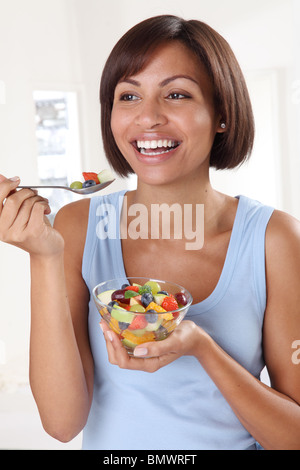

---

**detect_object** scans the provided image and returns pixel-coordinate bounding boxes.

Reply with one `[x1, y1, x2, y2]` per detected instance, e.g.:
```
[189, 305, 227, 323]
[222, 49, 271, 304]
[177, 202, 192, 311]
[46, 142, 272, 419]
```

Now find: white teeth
[139, 148, 174, 156]
[136, 140, 178, 149]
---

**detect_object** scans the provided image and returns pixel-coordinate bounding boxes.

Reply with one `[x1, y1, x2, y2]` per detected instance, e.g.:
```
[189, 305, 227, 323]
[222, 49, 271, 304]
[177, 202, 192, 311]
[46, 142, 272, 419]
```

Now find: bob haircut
[100, 15, 255, 177]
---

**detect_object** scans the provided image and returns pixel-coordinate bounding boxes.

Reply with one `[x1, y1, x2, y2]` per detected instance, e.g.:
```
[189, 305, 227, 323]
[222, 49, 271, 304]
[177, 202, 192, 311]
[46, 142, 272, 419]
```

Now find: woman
[0, 15, 299, 450]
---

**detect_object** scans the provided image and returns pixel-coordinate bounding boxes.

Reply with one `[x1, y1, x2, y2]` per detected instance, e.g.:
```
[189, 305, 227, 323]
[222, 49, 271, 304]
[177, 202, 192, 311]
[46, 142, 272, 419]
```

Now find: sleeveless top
[81, 190, 274, 450]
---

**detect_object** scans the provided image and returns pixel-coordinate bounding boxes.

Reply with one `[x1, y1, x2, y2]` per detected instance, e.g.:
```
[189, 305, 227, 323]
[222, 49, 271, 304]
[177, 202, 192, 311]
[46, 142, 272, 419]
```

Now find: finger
[0, 174, 20, 185]
[133, 320, 200, 361]
[100, 321, 149, 369]
[0, 175, 21, 214]
[133, 334, 177, 358]
[1, 189, 42, 229]
[24, 199, 52, 235]
[107, 335, 129, 367]
[100, 321, 120, 364]
[107, 330, 135, 368]
[0, 200, 50, 247]
[14, 195, 50, 229]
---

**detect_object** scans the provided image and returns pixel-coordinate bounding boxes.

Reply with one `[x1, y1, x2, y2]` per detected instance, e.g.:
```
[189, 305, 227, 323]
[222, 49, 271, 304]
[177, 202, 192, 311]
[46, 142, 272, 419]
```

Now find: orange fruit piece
[109, 317, 120, 333]
[145, 301, 166, 313]
[122, 330, 155, 344]
[145, 301, 173, 320]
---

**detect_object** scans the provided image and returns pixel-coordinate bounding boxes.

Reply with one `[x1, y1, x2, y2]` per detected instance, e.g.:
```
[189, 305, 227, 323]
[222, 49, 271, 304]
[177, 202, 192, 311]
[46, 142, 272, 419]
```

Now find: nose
[134, 98, 167, 129]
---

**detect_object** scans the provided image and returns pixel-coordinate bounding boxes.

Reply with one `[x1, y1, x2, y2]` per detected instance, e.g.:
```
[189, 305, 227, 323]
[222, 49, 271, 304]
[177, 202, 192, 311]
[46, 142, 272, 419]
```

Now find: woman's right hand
[0, 174, 64, 258]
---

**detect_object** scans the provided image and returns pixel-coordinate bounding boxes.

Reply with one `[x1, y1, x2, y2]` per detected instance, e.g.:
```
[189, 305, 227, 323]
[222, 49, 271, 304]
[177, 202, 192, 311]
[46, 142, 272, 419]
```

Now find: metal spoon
[18, 179, 115, 195]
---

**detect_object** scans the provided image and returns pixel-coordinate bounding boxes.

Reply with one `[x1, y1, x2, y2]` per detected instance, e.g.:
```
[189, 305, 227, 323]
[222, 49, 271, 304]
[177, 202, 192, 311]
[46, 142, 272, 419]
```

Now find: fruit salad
[70, 169, 114, 190]
[93, 279, 192, 353]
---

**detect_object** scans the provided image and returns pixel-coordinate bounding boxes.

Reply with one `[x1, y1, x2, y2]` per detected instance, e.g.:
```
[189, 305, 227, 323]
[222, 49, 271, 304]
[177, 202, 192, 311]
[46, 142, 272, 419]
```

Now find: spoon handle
[18, 185, 73, 191]
[17, 179, 115, 195]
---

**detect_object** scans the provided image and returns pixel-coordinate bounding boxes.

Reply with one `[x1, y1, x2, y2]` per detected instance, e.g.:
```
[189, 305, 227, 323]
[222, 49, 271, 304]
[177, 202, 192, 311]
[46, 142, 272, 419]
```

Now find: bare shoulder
[265, 209, 300, 273]
[54, 198, 90, 231]
[266, 208, 300, 240]
[54, 198, 90, 244]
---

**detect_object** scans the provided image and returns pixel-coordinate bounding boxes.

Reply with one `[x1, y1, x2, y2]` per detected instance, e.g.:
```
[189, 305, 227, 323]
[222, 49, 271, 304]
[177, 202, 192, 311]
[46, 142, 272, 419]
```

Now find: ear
[216, 121, 226, 133]
[214, 113, 226, 134]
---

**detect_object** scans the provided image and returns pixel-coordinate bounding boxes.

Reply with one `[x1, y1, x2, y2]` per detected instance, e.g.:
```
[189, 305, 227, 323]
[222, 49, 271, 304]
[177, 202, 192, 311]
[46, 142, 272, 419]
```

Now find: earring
[220, 122, 226, 129]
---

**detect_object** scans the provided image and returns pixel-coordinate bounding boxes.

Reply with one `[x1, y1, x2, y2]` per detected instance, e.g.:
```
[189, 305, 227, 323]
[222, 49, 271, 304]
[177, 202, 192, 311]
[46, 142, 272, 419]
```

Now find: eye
[119, 93, 139, 102]
[166, 92, 191, 100]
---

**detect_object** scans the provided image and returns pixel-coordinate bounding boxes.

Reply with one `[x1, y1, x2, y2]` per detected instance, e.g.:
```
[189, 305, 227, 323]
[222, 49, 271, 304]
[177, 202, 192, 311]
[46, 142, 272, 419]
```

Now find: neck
[123, 172, 230, 243]
[133, 168, 213, 203]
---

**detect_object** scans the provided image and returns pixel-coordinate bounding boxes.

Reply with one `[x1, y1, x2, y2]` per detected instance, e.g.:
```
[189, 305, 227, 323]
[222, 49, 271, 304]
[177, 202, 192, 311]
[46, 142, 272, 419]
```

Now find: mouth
[132, 139, 181, 156]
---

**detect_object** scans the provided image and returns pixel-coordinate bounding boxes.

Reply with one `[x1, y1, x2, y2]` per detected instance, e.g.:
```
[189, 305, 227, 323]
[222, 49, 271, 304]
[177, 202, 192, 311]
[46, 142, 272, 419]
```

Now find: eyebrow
[118, 74, 199, 88]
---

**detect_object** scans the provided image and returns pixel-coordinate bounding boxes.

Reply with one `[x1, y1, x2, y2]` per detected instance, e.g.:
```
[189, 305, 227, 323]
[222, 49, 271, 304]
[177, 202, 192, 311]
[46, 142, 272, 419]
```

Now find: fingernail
[9, 176, 20, 182]
[106, 331, 113, 342]
[99, 322, 104, 332]
[134, 347, 148, 357]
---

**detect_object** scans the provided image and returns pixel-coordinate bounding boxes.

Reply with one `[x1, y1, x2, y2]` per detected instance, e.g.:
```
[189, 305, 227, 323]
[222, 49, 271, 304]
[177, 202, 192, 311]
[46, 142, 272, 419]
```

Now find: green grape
[70, 181, 83, 189]
[144, 281, 161, 295]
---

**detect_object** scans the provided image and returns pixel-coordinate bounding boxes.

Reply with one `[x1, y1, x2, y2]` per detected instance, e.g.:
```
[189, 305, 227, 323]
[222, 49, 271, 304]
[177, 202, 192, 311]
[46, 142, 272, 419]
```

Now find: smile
[134, 139, 181, 156]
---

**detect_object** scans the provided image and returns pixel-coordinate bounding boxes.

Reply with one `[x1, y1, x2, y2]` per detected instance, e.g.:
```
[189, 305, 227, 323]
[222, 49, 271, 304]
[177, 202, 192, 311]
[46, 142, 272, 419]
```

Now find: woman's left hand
[100, 319, 209, 372]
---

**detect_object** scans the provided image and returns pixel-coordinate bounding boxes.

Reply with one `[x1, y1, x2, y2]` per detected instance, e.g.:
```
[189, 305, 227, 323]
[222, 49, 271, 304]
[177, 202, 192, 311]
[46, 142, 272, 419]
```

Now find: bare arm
[0, 175, 93, 442]
[100, 210, 300, 450]
[29, 254, 91, 441]
[29, 200, 93, 442]
[193, 211, 300, 450]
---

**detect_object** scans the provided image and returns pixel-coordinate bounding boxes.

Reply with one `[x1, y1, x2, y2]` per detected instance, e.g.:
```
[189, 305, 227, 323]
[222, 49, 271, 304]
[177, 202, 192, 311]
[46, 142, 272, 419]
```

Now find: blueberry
[141, 292, 154, 307]
[157, 290, 168, 295]
[121, 283, 130, 289]
[154, 325, 168, 340]
[107, 300, 118, 313]
[145, 310, 158, 323]
[82, 179, 96, 188]
[118, 321, 130, 330]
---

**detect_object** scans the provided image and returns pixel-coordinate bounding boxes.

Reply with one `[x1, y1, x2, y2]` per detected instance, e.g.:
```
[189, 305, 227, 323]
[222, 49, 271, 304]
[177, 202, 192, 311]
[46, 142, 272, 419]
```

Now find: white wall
[289, 0, 300, 218]
[0, 0, 298, 449]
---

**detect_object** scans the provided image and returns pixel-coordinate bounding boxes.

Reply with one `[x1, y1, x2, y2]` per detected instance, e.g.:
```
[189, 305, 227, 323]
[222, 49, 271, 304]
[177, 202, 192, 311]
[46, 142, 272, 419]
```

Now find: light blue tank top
[81, 190, 274, 450]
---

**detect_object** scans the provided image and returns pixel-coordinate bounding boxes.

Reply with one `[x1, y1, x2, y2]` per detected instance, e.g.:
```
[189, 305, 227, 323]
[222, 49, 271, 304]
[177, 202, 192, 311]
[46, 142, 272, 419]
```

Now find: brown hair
[100, 15, 255, 177]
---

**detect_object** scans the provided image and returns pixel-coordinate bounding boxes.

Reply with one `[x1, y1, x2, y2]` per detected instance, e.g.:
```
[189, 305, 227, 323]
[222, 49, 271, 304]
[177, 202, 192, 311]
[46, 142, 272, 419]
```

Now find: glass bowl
[92, 277, 193, 355]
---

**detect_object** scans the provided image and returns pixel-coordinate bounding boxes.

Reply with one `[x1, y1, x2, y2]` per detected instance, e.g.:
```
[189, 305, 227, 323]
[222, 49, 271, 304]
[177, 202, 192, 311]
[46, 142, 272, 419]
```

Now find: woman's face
[111, 41, 223, 186]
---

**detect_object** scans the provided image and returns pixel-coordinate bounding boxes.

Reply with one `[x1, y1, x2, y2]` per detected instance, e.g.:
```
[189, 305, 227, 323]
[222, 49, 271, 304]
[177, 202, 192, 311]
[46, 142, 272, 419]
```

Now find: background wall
[0, 0, 299, 449]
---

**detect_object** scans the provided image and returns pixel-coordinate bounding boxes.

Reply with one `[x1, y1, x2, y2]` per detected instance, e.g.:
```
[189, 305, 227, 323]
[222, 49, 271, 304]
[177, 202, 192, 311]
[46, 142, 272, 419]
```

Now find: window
[33, 91, 82, 221]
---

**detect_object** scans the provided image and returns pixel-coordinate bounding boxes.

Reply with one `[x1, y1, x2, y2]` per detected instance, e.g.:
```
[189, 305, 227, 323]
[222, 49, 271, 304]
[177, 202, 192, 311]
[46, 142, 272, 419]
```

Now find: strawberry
[128, 315, 148, 330]
[124, 285, 140, 292]
[161, 296, 179, 312]
[82, 172, 99, 183]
